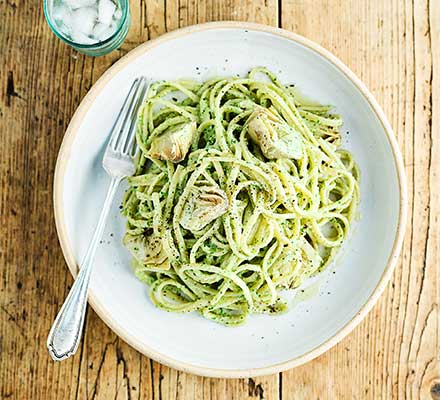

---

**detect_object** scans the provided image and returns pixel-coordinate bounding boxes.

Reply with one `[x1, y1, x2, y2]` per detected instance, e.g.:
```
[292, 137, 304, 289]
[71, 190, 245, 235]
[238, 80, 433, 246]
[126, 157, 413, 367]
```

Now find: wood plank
[281, 0, 439, 399]
[1, 1, 85, 399]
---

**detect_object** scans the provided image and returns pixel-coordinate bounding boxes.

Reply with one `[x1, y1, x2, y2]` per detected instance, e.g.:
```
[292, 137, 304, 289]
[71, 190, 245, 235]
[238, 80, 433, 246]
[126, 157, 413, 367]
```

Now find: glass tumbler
[43, 0, 130, 56]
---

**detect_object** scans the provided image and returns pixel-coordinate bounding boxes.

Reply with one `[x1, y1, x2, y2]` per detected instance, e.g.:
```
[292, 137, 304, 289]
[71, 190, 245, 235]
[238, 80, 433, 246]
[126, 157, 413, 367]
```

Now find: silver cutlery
[47, 76, 149, 361]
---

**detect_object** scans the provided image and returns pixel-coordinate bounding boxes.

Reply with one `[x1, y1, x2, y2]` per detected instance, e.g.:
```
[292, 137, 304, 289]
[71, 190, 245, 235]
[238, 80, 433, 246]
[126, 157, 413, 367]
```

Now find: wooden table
[1, 1, 439, 398]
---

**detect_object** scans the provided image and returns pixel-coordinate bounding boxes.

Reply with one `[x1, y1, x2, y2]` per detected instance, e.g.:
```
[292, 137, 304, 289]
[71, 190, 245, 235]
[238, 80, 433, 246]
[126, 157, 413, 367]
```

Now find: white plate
[54, 22, 407, 377]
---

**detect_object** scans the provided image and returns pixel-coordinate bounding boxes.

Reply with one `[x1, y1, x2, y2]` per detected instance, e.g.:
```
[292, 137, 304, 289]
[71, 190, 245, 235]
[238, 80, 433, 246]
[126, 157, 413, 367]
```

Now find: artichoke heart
[123, 233, 170, 270]
[180, 186, 229, 232]
[248, 109, 303, 159]
[148, 121, 196, 163]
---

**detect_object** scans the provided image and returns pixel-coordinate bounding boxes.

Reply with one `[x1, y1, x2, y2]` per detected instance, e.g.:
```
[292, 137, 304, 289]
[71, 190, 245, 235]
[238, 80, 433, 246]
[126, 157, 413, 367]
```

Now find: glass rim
[43, 0, 129, 49]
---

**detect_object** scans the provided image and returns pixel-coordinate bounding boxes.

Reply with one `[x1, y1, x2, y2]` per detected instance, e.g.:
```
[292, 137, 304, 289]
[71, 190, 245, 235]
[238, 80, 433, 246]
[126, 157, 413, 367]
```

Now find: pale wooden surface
[0, 0, 438, 399]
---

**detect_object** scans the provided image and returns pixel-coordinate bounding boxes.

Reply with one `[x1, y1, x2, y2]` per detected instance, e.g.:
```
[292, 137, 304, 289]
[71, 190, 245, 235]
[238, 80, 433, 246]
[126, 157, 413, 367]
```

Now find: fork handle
[47, 177, 121, 361]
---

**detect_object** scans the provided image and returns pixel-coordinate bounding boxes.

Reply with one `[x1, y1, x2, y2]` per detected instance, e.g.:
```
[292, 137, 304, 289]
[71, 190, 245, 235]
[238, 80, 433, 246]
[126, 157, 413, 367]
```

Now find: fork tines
[108, 76, 149, 157]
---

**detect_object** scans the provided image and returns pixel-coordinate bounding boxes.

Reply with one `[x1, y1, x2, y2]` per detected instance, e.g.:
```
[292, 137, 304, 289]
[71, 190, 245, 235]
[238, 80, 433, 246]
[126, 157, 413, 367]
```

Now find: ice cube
[64, 0, 97, 10]
[52, 5, 74, 36]
[93, 22, 117, 41]
[113, 6, 122, 20]
[71, 6, 98, 36]
[53, 4, 69, 22]
[70, 31, 98, 44]
[98, 0, 116, 25]
[92, 22, 108, 37]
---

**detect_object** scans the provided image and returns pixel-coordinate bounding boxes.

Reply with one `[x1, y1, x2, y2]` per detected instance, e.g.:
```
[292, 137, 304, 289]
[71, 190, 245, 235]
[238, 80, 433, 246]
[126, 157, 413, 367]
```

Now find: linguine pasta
[121, 68, 359, 325]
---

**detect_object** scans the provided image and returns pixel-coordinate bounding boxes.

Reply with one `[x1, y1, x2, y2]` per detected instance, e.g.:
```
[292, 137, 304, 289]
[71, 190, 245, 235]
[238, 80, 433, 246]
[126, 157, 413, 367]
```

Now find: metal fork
[47, 77, 149, 361]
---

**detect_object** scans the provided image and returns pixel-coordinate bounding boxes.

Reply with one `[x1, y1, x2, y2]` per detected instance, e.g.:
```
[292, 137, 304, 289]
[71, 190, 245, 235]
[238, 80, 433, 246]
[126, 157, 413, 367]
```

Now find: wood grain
[0, 1, 438, 399]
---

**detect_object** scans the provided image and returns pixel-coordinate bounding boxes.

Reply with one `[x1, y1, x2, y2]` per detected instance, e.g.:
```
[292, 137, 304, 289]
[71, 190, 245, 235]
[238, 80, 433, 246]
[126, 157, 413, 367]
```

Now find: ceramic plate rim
[53, 21, 408, 378]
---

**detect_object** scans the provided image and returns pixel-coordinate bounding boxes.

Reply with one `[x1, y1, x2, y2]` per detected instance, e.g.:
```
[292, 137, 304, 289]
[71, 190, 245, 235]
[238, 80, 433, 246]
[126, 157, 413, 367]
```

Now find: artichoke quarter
[148, 121, 196, 163]
[180, 186, 229, 232]
[248, 109, 303, 159]
[123, 233, 170, 270]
